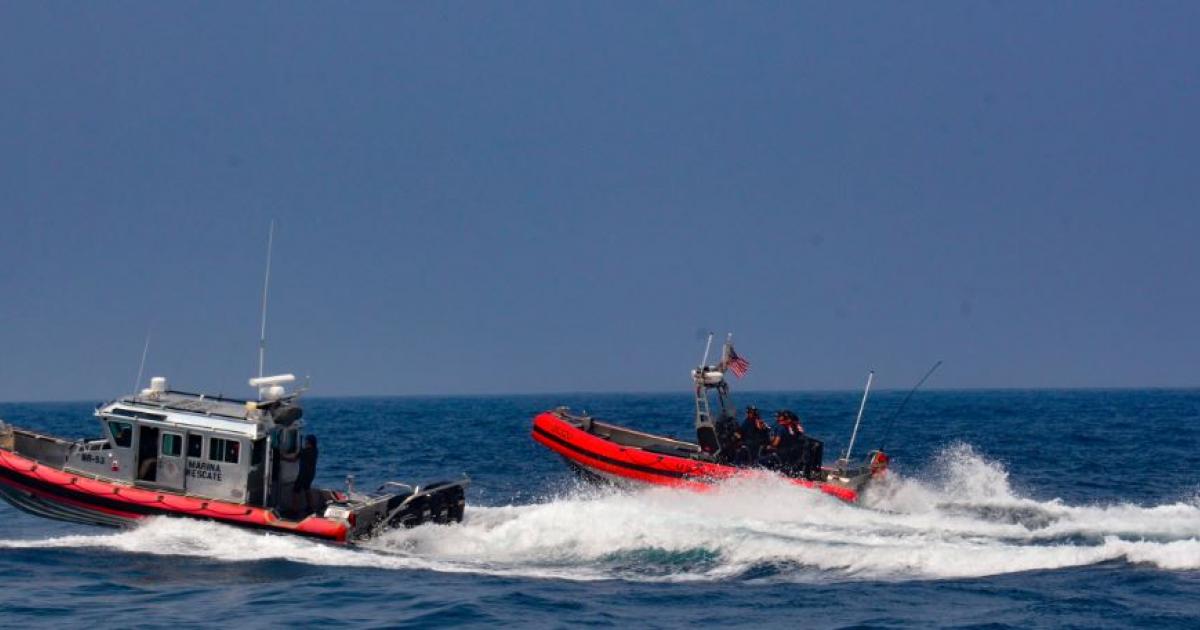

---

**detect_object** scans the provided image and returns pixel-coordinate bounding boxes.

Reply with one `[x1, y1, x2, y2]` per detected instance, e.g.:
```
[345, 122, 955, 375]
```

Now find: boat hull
[532, 411, 872, 502]
[0, 447, 351, 541]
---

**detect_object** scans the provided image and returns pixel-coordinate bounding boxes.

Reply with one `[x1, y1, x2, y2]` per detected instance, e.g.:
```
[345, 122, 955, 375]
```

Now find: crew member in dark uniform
[735, 406, 771, 465]
[760, 410, 804, 473]
[294, 435, 319, 516]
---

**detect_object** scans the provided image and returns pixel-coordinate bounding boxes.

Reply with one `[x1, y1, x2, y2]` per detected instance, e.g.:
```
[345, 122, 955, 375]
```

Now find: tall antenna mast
[133, 329, 151, 394]
[842, 370, 874, 465]
[258, 220, 275, 379]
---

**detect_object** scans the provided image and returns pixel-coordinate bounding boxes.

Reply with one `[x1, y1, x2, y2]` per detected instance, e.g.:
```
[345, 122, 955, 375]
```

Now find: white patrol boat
[0, 374, 467, 543]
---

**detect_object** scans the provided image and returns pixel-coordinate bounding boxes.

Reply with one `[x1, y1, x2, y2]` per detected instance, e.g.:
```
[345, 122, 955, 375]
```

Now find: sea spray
[3, 445, 1200, 583]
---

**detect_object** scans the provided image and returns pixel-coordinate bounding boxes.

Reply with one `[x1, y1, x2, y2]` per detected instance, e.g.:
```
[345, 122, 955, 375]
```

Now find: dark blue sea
[2, 390, 1199, 628]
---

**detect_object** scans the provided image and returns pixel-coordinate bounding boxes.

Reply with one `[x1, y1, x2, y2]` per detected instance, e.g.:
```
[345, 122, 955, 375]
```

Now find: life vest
[869, 451, 890, 476]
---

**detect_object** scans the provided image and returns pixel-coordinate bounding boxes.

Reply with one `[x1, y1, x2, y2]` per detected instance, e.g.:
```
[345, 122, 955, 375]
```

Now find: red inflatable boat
[532, 408, 886, 503]
[531, 336, 889, 503]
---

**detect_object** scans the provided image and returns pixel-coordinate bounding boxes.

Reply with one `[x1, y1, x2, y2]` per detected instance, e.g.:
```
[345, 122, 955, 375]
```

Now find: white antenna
[133, 329, 151, 394]
[843, 370, 875, 465]
[257, 220, 275, 379]
[699, 332, 714, 367]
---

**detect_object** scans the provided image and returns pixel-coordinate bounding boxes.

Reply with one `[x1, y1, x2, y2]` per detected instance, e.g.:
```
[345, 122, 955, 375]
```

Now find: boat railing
[10, 428, 73, 466]
[555, 407, 594, 432]
[377, 481, 416, 496]
[78, 438, 111, 452]
[161, 389, 251, 406]
[116, 390, 253, 421]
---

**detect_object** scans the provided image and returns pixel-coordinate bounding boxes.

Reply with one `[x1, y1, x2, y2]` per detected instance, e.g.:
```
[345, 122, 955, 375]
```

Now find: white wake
[3, 444, 1198, 582]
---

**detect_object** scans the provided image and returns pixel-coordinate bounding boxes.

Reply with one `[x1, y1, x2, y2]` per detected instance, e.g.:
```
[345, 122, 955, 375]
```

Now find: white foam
[3, 445, 1198, 582]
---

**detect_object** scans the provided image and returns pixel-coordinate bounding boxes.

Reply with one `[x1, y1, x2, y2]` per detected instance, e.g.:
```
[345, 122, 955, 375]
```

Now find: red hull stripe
[0, 449, 348, 541]
[0, 470, 146, 520]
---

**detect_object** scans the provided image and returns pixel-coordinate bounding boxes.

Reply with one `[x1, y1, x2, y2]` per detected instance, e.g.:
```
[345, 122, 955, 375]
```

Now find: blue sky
[2, 2, 1198, 401]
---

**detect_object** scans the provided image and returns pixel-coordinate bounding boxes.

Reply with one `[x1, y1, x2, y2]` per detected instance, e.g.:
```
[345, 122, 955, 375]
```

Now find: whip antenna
[133, 329, 151, 394]
[257, 220, 275, 379]
[699, 331, 714, 367]
[879, 360, 942, 450]
[842, 370, 874, 465]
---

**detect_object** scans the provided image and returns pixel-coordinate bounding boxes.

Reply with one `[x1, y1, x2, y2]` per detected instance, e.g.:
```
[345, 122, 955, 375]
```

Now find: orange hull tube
[0, 448, 349, 541]
[531, 412, 859, 502]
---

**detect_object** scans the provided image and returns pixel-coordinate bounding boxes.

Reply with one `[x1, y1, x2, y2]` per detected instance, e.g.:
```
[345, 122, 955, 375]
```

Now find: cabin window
[161, 433, 182, 457]
[208, 437, 240, 464]
[108, 421, 133, 448]
[187, 434, 203, 458]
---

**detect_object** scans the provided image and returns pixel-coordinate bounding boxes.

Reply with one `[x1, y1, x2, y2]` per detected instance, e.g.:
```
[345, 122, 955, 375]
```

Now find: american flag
[726, 345, 751, 378]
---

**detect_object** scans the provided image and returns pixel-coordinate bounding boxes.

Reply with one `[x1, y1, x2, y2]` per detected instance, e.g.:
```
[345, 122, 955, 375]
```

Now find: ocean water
[1, 390, 1198, 628]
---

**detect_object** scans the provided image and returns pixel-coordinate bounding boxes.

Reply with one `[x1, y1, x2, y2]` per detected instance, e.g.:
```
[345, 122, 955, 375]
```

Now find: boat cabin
[62, 375, 310, 511]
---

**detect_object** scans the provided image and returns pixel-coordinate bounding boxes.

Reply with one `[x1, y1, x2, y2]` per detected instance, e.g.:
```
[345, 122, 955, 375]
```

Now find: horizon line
[1, 384, 1197, 406]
